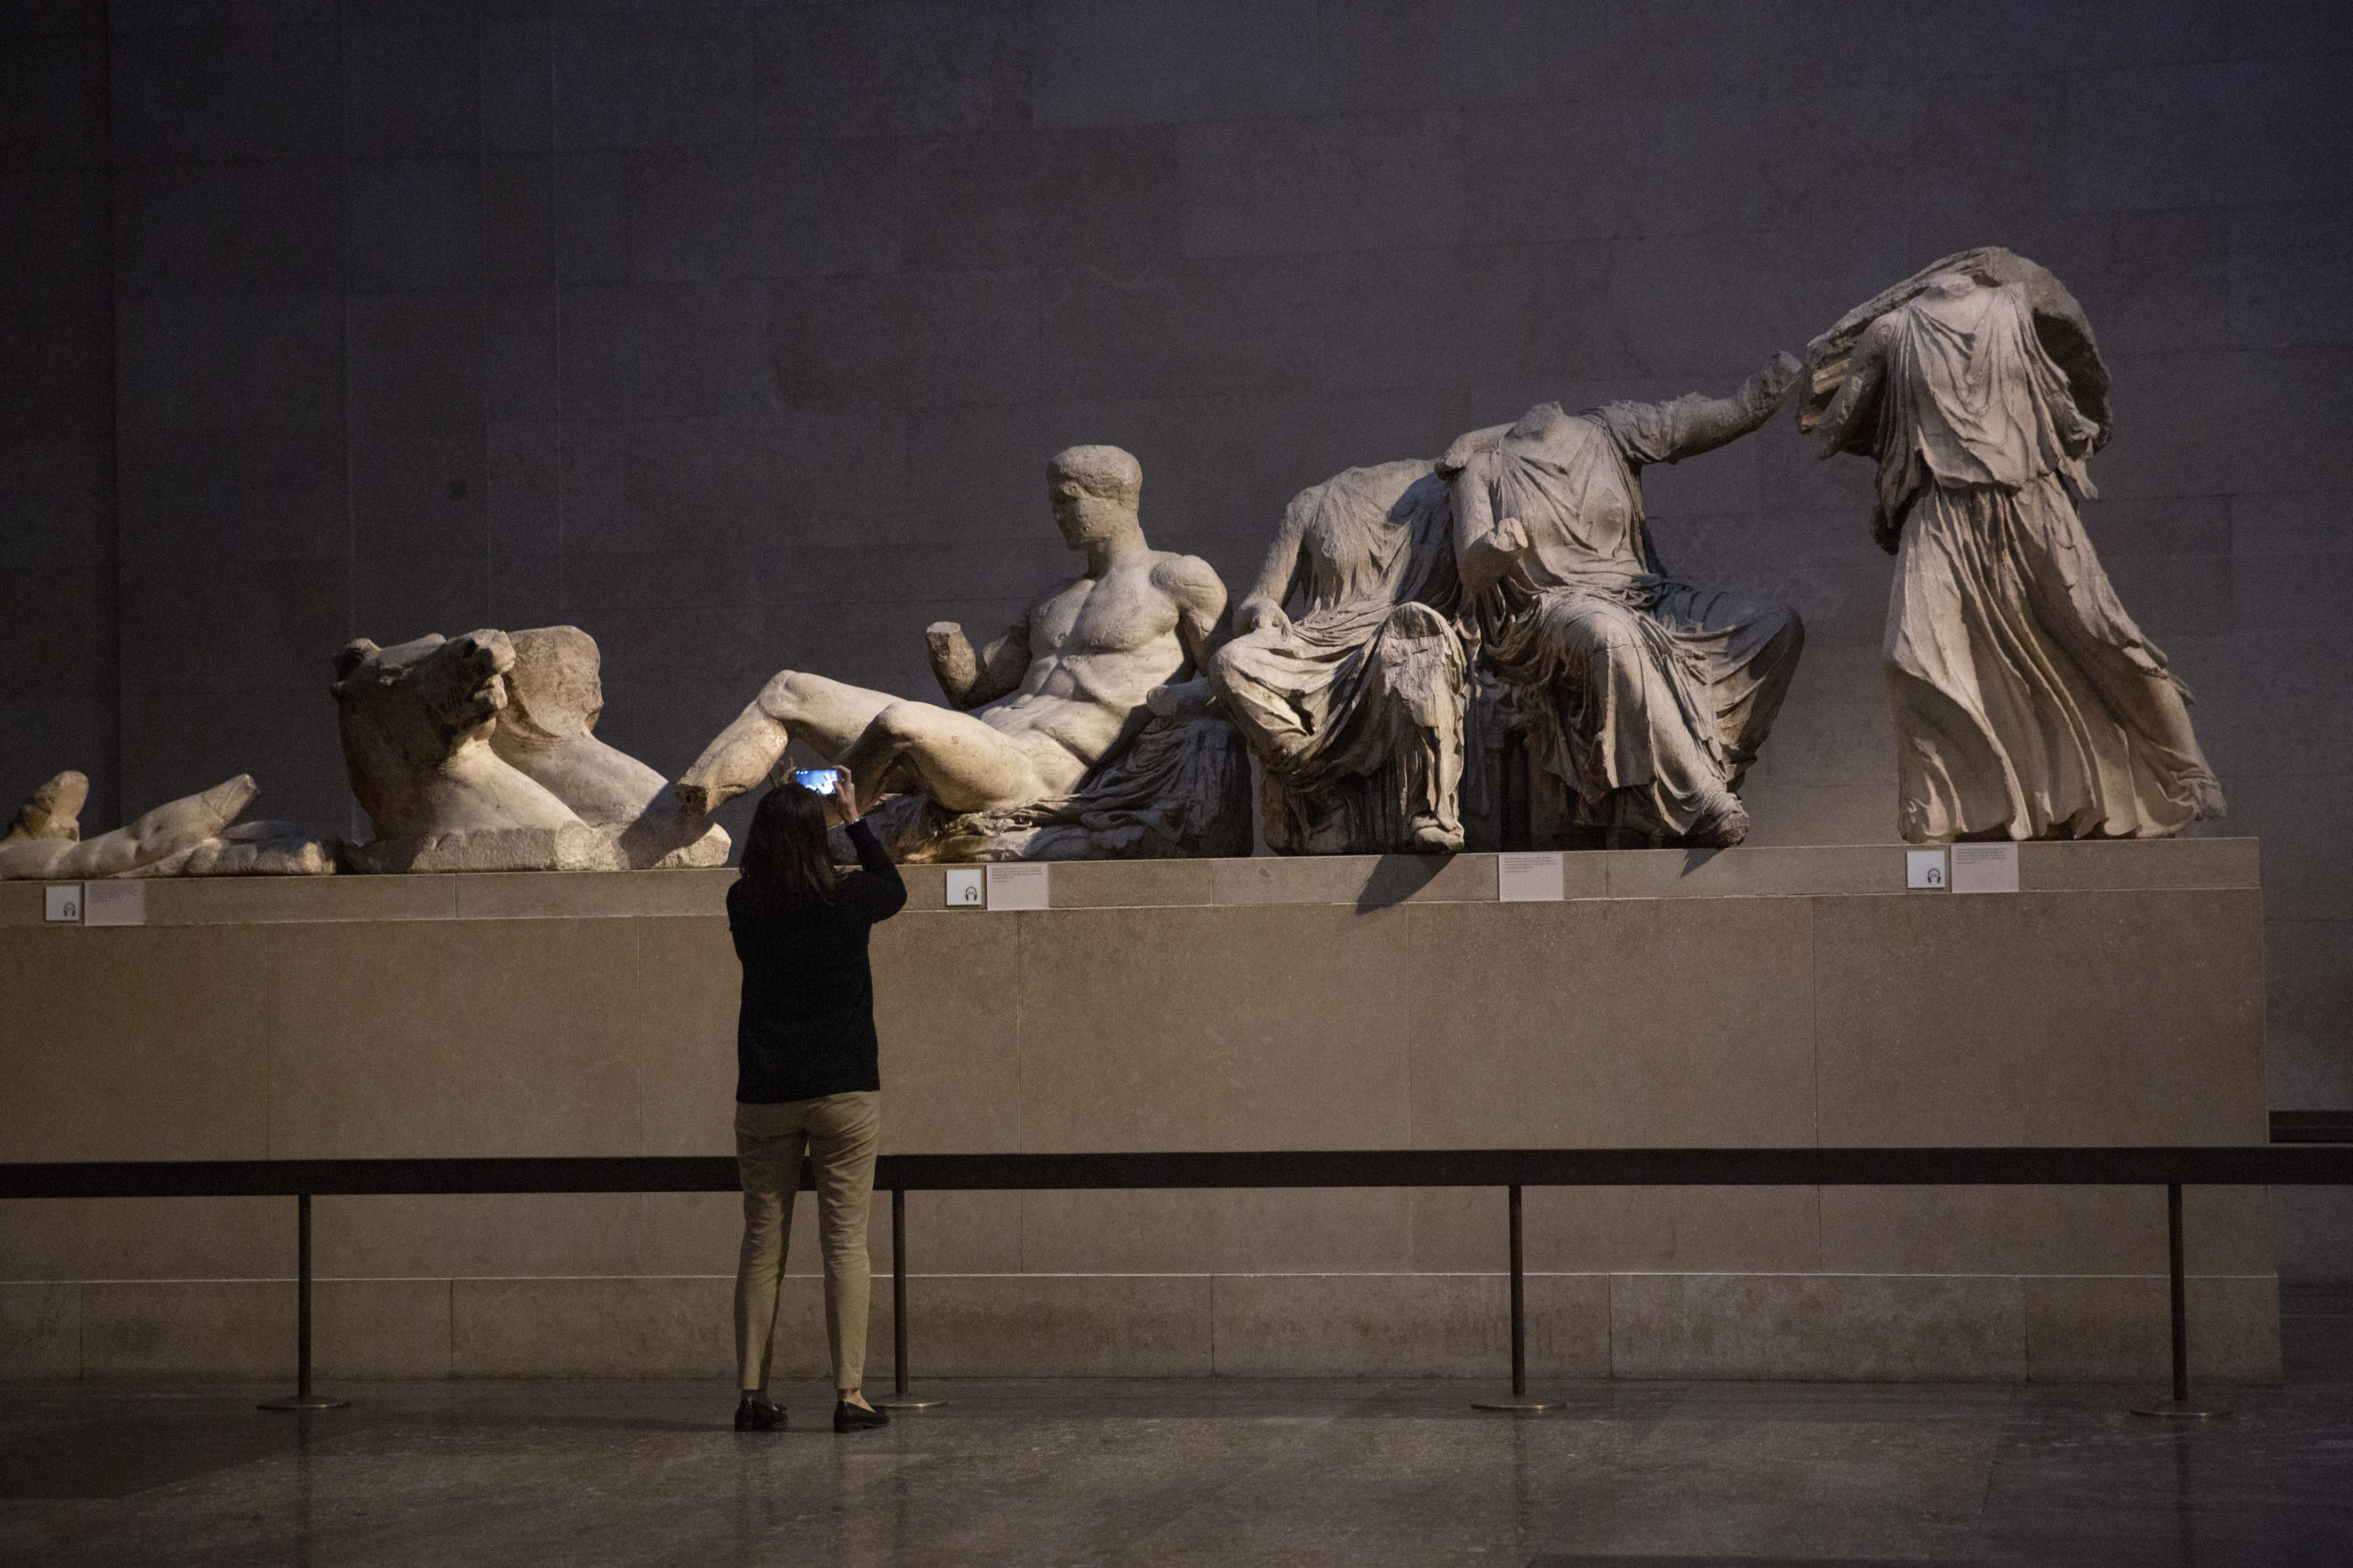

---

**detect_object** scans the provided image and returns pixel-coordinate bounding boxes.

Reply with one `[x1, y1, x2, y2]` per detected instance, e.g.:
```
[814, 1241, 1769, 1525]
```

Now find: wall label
[985, 863, 1049, 911]
[44, 885, 81, 923]
[1497, 852, 1566, 903]
[944, 868, 984, 908]
[82, 881, 147, 926]
[1950, 841, 2020, 894]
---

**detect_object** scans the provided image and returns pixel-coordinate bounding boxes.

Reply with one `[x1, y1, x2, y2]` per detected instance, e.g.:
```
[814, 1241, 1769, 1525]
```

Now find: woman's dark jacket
[727, 818, 906, 1103]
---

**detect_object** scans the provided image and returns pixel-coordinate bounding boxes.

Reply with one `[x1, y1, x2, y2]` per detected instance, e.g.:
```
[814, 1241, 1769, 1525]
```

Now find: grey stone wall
[2, 4, 2347, 1267]
[3, 3, 117, 830]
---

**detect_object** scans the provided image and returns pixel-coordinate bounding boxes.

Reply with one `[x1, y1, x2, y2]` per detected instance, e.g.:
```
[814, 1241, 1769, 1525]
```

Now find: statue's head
[1048, 445, 1142, 550]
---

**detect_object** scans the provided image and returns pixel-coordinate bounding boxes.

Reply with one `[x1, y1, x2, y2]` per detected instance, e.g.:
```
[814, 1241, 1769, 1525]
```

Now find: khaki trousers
[733, 1091, 881, 1395]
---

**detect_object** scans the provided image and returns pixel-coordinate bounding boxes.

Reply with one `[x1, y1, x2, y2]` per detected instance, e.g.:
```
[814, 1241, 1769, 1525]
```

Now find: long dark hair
[737, 782, 837, 910]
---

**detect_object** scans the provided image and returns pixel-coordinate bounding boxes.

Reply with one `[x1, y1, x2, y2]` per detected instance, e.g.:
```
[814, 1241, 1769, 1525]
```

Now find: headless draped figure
[1211, 461, 1467, 854]
[1446, 355, 1808, 846]
[1805, 251, 2224, 842]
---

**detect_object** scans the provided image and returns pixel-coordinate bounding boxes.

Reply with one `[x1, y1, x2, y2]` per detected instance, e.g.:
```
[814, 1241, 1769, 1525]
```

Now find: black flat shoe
[734, 1395, 785, 1431]
[834, 1399, 889, 1434]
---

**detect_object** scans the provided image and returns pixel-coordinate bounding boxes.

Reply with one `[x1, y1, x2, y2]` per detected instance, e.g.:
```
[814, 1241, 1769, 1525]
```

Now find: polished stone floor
[4, 1302, 2350, 1568]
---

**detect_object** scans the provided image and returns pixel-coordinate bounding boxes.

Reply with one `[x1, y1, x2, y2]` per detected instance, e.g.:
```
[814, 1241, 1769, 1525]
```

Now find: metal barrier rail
[6, 1141, 2351, 1417]
[8, 1144, 2353, 1199]
[2273, 1110, 2353, 1144]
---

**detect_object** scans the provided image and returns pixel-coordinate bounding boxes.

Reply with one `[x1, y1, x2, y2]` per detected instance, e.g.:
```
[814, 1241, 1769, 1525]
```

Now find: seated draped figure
[1445, 354, 1810, 846]
[1210, 460, 1469, 854]
[678, 445, 1248, 861]
[0, 768, 336, 879]
[333, 624, 728, 872]
[1802, 246, 2225, 842]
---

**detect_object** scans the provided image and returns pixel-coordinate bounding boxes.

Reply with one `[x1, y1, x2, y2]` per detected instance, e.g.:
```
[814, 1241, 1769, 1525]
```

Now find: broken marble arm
[1449, 456, 1532, 600]
[926, 610, 1032, 711]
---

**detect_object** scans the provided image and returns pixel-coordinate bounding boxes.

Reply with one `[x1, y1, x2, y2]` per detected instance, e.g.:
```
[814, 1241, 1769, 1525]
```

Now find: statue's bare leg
[677, 672, 901, 816]
[0, 774, 256, 880]
[837, 701, 1056, 817]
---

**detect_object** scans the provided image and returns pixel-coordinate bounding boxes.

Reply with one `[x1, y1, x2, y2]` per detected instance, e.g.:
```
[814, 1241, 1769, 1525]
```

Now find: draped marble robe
[1210, 460, 1468, 853]
[1447, 376, 1805, 846]
[1805, 254, 2225, 842]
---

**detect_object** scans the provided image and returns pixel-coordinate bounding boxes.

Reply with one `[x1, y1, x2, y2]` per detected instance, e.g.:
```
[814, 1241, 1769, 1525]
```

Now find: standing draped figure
[1447, 356, 1808, 846]
[1211, 460, 1467, 853]
[1802, 248, 2225, 843]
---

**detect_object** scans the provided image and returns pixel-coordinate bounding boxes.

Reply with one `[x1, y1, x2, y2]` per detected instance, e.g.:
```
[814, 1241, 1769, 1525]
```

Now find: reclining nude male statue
[1446, 354, 1810, 846]
[679, 446, 1249, 860]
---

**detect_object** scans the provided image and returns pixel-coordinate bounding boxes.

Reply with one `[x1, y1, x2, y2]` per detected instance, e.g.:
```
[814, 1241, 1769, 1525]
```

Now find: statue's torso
[1294, 460, 1436, 615]
[1300, 510, 1405, 613]
[1880, 282, 2096, 507]
[1487, 407, 1652, 591]
[979, 551, 1192, 774]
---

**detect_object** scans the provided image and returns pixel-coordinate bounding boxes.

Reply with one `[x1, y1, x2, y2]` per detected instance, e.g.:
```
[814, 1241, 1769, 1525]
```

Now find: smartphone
[792, 767, 842, 792]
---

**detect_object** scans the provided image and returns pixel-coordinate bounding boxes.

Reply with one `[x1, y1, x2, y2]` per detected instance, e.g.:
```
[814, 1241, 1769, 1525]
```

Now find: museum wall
[2, 4, 2347, 1266]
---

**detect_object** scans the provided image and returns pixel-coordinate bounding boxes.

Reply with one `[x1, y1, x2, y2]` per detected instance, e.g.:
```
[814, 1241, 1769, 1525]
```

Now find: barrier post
[874, 1187, 944, 1410]
[2170, 1181, 2189, 1403]
[260, 1193, 347, 1413]
[1472, 1185, 1557, 1412]
[2132, 1182, 2226, 1419]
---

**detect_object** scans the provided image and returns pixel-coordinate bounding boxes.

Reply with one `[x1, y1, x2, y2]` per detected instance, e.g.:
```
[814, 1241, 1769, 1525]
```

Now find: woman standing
[727, 767, 905, 1434]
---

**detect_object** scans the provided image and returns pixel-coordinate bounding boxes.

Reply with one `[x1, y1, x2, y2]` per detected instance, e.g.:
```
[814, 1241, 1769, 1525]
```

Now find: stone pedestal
[0, 840, 2276, 1381]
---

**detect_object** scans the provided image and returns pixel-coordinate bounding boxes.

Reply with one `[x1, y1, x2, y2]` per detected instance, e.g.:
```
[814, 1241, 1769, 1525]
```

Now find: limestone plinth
[0, 840, 2273, 1382]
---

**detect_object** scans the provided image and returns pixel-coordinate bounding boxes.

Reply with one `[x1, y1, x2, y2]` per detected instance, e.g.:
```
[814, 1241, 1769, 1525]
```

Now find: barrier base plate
[258, 1395, 349, 1412]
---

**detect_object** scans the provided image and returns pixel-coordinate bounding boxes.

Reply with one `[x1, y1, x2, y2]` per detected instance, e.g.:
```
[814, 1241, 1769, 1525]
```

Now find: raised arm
[830, 771, 907, 921]
[1608, 351, 1804, 469]
[1153, 553, 1230, 677]
[926, 611, 1031, 710]
[1811, 317, 1893, 460]
[1233, 496, 1310, 637]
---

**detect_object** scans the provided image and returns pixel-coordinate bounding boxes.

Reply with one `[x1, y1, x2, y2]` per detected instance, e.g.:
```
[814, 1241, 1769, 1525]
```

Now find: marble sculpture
[333, 626, 728, 873]
[13, 255, 2236, 873]
[0, 768, 336, 879]
[681, 446, 1250, 861]
[1211, 461, 1469, 854]
[1444, 357, 1809, 846]
[1803, 248, 2225, 842]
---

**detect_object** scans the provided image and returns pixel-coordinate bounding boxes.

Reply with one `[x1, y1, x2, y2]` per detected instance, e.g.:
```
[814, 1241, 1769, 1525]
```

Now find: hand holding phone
[789, 764, 858, 823]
